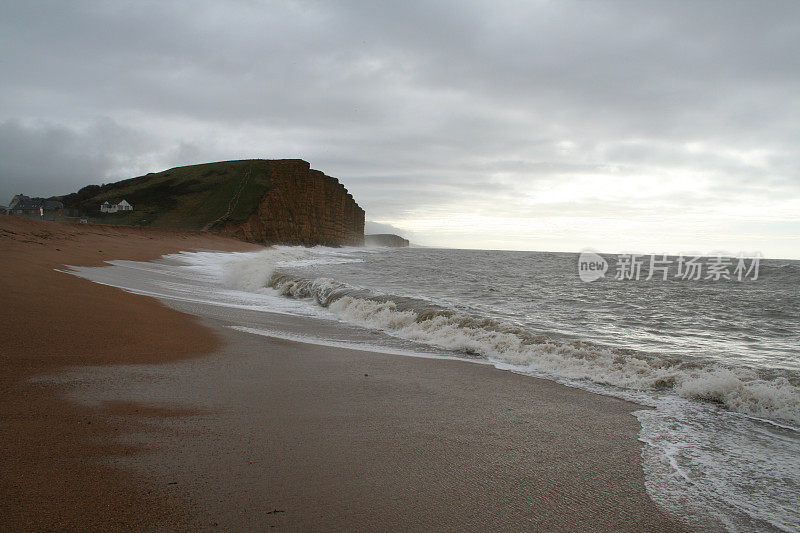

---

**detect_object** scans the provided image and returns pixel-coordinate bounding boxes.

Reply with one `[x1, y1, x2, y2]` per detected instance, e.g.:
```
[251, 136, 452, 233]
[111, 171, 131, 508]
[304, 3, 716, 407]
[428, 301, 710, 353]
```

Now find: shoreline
[0, 216, 685, 531]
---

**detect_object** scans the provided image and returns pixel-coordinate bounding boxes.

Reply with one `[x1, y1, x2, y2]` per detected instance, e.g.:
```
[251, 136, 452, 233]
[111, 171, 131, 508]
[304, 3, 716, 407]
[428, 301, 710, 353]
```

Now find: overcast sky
[1, 1, 798, 257]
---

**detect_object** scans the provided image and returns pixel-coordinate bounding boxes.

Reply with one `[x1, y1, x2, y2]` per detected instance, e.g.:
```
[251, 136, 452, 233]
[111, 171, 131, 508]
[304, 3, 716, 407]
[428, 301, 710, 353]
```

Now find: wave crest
[268, 271, 800, 425]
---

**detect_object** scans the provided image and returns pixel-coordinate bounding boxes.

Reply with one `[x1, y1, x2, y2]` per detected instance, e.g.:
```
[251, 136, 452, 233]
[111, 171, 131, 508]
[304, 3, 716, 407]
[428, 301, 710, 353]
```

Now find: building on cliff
[100, 199, 134, 213]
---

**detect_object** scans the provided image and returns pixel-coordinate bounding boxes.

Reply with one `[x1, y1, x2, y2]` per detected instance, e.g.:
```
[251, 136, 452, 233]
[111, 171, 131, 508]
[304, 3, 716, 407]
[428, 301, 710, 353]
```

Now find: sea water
[66, 246, 800, 532]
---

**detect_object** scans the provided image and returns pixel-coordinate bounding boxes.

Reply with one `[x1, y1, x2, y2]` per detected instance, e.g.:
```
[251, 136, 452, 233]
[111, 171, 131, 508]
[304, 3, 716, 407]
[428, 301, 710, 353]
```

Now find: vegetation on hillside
[58, 160, 274, 230]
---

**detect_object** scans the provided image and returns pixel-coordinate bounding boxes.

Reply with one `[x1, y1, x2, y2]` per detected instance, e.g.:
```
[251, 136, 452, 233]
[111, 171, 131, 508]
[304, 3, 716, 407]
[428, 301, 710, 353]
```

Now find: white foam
[170, 246, 360, 292]
[318, 293, 800, 426]
[229, 326, 483, 362]
[637, 398, 800, 532]
[62, 247, 361, 319]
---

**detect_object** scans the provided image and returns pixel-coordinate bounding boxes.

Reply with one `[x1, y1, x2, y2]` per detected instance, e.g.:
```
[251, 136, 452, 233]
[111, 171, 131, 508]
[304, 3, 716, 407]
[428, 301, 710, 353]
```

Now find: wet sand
[0, 216, 685, 531]
[0, 216, 260, 531]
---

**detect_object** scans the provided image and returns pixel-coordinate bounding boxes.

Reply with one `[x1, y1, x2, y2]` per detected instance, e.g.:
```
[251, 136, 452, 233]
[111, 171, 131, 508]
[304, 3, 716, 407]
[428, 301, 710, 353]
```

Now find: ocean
[66, 246, 800, 532]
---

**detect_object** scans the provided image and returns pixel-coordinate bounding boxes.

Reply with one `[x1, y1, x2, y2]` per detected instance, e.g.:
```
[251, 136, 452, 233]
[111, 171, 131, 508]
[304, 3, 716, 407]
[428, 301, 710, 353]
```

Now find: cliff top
[57, 159, 285, 230]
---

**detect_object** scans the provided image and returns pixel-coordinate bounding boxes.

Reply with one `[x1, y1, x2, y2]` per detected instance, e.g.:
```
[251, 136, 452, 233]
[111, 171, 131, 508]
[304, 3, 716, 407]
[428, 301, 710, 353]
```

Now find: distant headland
[365, 234, 410, 247]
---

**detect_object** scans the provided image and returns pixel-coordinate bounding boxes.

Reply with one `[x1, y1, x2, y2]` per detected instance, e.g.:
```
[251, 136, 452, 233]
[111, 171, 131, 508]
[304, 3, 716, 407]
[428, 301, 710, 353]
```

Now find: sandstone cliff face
[222, 160, 364, 246]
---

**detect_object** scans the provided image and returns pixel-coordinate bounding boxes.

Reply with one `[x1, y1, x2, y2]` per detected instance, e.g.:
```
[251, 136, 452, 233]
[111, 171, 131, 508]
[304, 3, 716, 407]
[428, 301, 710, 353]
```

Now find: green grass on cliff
[59, 160, 274, 230]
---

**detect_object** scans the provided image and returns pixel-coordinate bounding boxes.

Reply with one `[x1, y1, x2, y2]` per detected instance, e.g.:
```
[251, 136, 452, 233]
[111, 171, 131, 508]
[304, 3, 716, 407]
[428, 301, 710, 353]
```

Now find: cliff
[219, 160, 364, 246]
[58, 159, 364, 247]
[365, 234, 409, 247]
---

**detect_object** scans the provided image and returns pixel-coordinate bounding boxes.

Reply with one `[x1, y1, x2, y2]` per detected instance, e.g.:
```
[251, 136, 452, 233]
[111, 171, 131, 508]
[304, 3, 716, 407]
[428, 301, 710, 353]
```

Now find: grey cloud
[364, 220, 412, 239]
[0, 118, 153, 201]
[0, 0, 798, 252]
[0, 117, 203, 202]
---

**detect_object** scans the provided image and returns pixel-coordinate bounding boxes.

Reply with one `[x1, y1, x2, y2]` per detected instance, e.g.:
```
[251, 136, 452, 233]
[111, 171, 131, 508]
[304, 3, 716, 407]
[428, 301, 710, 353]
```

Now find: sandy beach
[0, 216, 685, 531]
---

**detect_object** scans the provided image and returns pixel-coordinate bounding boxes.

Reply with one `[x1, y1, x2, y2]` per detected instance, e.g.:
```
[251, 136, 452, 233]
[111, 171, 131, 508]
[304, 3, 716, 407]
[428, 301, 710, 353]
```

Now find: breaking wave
[263, 271, 800, 426]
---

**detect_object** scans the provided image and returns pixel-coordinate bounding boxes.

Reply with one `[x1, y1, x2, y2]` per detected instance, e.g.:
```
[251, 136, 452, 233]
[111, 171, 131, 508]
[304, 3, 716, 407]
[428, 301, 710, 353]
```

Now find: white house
[100, 199, 134, 213]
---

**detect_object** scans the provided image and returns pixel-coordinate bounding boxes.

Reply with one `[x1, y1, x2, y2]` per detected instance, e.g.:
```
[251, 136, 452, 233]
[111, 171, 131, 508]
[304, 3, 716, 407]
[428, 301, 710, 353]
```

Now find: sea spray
[220, 246, 365, 292]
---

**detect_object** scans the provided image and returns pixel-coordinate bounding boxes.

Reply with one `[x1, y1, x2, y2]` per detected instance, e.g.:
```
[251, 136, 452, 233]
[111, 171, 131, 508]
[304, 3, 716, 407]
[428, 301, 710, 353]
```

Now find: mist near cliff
[1, 1, 798, 256]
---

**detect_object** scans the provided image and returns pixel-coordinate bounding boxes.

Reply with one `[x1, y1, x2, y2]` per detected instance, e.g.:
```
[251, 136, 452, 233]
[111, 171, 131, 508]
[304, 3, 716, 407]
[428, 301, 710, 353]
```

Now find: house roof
[10, 196, 42, 210]
[8, 195, 63, 211]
